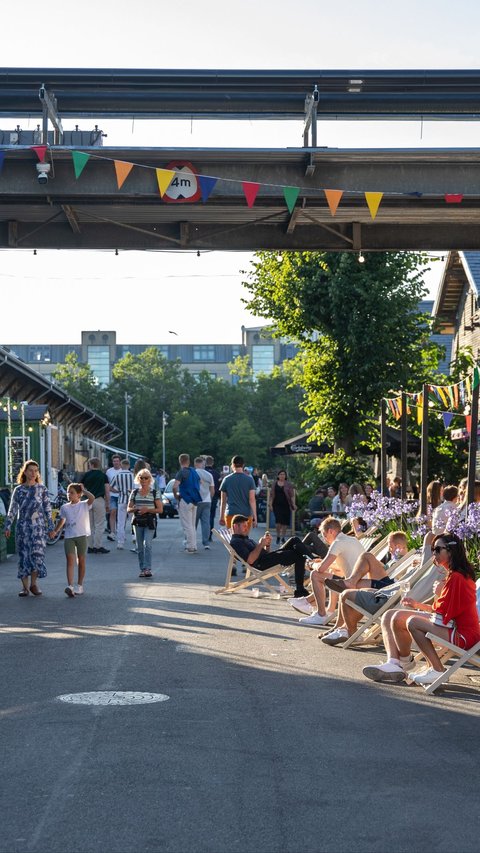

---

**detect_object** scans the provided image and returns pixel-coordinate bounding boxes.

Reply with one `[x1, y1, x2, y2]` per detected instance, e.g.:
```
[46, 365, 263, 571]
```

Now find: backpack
[179, 467, 202, 505]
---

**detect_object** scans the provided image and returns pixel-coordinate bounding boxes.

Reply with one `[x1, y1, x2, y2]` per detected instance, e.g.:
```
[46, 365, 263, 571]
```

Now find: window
[157, 346, 169, 358]
[192, 372, 217, 381]
[252, 345, 274, 376]
[231, 345, 241, 358]
[87, 345, 110, 386]
[193, 345, 215, 361]
[28, 346, 51, 363]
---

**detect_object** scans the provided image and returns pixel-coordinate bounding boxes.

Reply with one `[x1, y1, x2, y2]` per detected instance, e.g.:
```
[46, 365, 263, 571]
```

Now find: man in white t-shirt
[432, 485, 458, 534]
[194, 457, 214, 550]
[298, 516, 365, 627]
[105, 454, 122, 540]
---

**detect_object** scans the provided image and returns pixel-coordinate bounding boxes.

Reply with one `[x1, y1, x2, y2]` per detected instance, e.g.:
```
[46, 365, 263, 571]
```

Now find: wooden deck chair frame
[411, 633, 480, 695]
[342, 557, 434, 649]
[212, 528, 295, 596]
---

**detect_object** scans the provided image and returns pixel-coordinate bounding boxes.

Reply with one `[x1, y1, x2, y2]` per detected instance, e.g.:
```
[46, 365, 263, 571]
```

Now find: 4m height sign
[163, 161, 201, 203]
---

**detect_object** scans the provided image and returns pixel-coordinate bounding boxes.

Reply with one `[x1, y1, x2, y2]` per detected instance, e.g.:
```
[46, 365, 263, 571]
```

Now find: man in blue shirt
[219, 456, 257, 530]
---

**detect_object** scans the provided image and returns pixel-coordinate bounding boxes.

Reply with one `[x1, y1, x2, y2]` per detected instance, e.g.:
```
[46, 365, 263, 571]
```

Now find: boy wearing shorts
[53, 483, 94, 597]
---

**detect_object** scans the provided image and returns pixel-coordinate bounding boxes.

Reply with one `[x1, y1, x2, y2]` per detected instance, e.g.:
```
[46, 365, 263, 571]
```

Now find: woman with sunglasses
[127, 469, 163, 578]
[364, 533, 480, 686]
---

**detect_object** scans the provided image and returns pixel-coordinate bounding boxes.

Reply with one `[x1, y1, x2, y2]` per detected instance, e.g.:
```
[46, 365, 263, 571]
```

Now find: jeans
[134, 525, 154, 570]
[116, 502, 129, 546]
[255, 536, 311, 595]
[196, 501, 211, 546]
[209, 495, 219, 535]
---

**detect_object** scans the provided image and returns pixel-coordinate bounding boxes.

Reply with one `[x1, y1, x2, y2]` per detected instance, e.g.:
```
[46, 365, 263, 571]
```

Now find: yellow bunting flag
[324, 189, 343, 216]
[396, 397, 402, 420]
[114, 160, 134, 190]
[437, 386, 449, 407]
[465, 375, 472, 400]
[156, 168, 175, 198]
[448, 385, 455, 408]
[417, 393, 423, 425]
[365, 192, 383, 220]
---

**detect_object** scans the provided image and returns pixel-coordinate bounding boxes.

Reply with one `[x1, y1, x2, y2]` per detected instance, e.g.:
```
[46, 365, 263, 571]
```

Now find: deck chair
[212, 528, 295, 596]
[342, 556, 434, 649]
[412, 633, 480, 695]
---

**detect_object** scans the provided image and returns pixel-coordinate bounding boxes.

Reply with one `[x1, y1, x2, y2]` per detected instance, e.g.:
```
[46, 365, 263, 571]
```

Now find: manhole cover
[57, 691, 170, 706]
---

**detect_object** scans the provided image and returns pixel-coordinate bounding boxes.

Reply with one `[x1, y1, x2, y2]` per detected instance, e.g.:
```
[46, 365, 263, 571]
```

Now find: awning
[270, 433, 331, 456]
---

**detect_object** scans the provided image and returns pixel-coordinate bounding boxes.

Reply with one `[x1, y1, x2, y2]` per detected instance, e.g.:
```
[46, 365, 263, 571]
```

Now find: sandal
[18, 588, 29, 597]
[30, 585, 43, 596]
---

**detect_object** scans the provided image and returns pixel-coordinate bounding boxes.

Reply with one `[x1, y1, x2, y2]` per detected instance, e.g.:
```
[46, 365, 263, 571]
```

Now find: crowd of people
[4, 456, 480, 690]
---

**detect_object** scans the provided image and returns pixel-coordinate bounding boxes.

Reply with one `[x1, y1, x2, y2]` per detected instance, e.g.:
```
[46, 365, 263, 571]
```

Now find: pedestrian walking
[81, 458, 111, 554]
[173, 454, 202, 553]
[194, 457, 214, 550]
[127, 468, 163, 577]
[4, 459, 55, 596]
[52, 483, 95, 597]
[109, 459, 134, 550]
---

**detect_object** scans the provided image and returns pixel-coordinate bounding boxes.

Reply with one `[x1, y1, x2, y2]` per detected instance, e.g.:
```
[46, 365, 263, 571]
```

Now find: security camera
[36, 163, 51, 184]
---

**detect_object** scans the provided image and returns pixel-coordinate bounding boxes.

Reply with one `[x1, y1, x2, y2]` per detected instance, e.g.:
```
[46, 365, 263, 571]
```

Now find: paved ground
[1, 519, 480, 853]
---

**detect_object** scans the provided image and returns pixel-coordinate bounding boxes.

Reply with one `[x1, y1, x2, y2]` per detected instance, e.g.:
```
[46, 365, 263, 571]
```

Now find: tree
[52, 352, 105, 413]
[243, 251, 443, 453]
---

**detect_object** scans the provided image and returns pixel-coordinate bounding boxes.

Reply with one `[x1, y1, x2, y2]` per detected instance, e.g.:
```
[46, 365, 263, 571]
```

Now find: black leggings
[255, 537, 309, 594]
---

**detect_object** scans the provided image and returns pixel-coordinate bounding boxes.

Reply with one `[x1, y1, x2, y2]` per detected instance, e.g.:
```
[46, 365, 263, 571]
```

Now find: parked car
[161, 479, 178, 518]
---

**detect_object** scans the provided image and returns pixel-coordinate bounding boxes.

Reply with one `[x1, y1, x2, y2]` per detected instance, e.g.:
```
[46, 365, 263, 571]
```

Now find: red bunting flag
[31, 146, 48, 163]
[242, 182, 260, 208]
[466, 415, 472, 435]
[444, 194, 463, 203]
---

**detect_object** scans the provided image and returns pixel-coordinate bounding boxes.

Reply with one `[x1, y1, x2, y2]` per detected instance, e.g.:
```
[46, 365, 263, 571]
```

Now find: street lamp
[124, 392, 132, 455]
[162, 411, 169, 473]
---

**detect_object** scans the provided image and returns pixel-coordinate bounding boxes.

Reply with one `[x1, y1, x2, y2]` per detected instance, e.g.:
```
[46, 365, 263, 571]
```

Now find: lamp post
[124, 392, 132, 456]
[162, 412, 168, 473]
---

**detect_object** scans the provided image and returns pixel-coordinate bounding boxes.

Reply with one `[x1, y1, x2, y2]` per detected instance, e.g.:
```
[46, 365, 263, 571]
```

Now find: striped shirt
[110, 470, 134, 503]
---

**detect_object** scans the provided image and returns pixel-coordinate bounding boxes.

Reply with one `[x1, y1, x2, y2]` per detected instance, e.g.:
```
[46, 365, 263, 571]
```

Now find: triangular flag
[72, 151, 90, 179]
[447, 385, 455, 408]
[473, 366, 480, 390]
[114, 160, 134, 190]
[442, 412, 454, 429]
[198, 175, 217, 204]
[31, 146, 47, 163]
[387, 399, 396, 417]
[156, 168, 175, 198]
[465, 375, 472, 400]
[445, 194, 463, 203]
[437, 386, 449, 407]
[396, 397, 403, 419]
[417, 393, 423, 425]
[283, 186, 300, 214]
[453, 383, 460, 408]
[365, 192, 383, 220]
[242, 182, 260, 208]
[466, 415, 472, 435]
[0, 151, 4, 175]
[324, 189, 343, 216]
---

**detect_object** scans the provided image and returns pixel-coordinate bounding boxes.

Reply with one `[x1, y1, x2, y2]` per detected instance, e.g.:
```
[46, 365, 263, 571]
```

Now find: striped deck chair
[212, 528, 294, 596]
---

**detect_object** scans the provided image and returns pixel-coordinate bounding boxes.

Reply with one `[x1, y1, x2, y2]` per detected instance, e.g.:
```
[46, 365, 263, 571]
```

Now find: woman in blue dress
[5, 460, 55, 596]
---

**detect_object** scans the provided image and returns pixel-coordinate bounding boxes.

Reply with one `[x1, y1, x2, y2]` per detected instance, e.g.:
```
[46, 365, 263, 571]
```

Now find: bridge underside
[2, 147, 480, 251]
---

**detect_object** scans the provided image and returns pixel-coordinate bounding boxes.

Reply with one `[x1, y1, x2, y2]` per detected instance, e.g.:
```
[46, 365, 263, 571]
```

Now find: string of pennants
[385, 365, 480, 430]
[0, 145, 473, 220]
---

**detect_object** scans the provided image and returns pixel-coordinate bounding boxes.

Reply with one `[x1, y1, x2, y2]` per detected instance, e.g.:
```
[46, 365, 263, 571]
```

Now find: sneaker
[409, 667, 443, 685]
[362, 662, 406, 683]
[288, 596, 314, 615]
[65, 586, 75, 598]
[204, 545, 211, 550]
[97, 547, 110, 554]
[299, 612, 332, 627]
[321, 628, 349, 645]
[117, 544, 124, 550]
[107, 535, 116, 542]
[130, 547, 137, 553]
[187, 549, 196, 553]
[87, 547, 97, 554]
[74, 585, 84, 595]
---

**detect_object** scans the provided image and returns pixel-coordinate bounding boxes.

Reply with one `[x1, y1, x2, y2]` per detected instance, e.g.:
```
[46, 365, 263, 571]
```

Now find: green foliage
[52, 352, 105, 413]
[243, 251, 442, 451]
[311, 450, 374, 489]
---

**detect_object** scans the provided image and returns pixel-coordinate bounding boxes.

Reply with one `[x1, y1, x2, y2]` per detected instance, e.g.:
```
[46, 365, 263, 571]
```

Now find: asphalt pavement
[1, 518, 479, 853]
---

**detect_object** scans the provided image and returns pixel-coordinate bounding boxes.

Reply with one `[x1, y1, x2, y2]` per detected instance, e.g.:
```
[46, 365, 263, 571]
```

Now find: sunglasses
[139, 476, 150, 480]
[431, 545, 447, 554]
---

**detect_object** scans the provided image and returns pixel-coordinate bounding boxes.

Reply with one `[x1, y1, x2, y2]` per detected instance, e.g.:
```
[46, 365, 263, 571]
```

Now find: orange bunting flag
[324, 189, 343, 216]
[365, 192, 383, 220]
[156, 168, 175, 198]
[387, 399, 396, 417]
[242, 182, 260, 208]
[453, 383, 460, 408]
[417, 393, 423, 425]
[114, 160, 134, 190]
[466, 415, 472, 435]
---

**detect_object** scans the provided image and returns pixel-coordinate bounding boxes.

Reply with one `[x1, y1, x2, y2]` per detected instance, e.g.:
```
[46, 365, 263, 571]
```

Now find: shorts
[371, 576, 395, 590]
[225, 515, 253, 531]
[109, 495, 118, 508]
[353, 589, 387, 615]
[64, 535, 88, 557]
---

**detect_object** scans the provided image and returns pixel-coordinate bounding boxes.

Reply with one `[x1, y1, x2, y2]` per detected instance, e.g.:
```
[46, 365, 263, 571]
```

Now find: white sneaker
[117, 544, 124, 550]
[362, 662, 406, 682]
[288, 596, 314, 615]
[409, 667, 443, 685]
[321, 628, 349, 646]
[74, 585, 84, 595]
[299, 611, 333, 627]
[65, 585, 75, 598]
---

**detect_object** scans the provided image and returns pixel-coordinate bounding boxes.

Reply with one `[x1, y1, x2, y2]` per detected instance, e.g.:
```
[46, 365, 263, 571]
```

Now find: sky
[1, 0, 479, 344]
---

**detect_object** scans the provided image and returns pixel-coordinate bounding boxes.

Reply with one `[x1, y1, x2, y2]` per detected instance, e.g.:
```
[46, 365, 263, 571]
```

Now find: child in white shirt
[53, 483, 94, 597]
